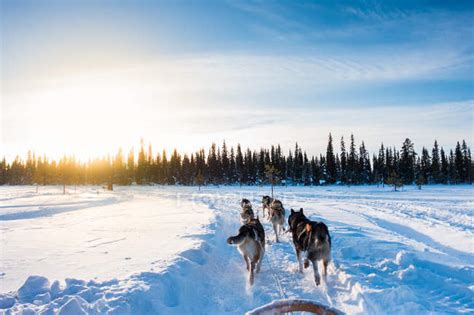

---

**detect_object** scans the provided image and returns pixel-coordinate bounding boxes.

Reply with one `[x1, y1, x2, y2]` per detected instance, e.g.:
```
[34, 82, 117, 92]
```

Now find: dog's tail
[227, 232, 246, 245]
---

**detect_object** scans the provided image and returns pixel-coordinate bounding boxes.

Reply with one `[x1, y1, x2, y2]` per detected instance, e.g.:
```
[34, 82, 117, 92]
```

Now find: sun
[5, 71, 152, 161]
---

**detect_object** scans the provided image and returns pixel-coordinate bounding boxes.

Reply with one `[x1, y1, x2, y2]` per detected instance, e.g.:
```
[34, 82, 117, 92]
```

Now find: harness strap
[296, 222, 312, 251]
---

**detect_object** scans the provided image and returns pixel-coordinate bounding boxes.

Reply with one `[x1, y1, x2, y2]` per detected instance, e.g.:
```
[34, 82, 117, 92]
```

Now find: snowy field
[0, 185, 473, 314]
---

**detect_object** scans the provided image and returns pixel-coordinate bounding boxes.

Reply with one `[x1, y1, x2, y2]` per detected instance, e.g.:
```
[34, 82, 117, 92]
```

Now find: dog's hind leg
[311, 259, 321, 286]
[255, 251, 262, 273]
[273, 223, 280, 242]
[295, 249, 303, 273]
[322, 258, 329, 278]
[249, 261, 256, 285]
[279, 222, 286, 234]
[243, 254, 249, 271]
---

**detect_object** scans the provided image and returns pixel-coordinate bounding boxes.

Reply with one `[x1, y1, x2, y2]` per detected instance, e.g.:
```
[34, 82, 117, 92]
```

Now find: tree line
[0, 135, 471, 187]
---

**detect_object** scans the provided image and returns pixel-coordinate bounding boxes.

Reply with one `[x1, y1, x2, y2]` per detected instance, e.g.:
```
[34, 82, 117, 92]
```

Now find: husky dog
[227, 217, 265, 285]
[262, 196, 285, 241]
[269, 206, 285, 243]
[262, 196, 285, 220]
[288, 208, 331, 286]
[240, 198, 255, 224]
[241, 198, 252, 209]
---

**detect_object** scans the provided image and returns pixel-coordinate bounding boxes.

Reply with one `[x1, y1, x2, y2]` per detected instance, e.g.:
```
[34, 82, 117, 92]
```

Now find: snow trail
[1, 185, 472, 314]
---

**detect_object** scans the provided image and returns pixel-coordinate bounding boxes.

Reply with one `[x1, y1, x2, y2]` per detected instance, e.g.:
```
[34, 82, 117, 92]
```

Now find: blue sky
[1, 0, 473, 160]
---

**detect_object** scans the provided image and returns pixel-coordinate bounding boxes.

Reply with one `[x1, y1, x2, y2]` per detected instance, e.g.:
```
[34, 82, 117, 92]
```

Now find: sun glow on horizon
[2, 69, 202, 162]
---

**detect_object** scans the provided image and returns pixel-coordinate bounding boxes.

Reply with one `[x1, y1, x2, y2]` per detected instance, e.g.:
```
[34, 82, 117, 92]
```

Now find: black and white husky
[227, 217, 265, 285]
[240, 198, 255, 224]
[262, 196, 285, 242]
[288, 208, 331, 286]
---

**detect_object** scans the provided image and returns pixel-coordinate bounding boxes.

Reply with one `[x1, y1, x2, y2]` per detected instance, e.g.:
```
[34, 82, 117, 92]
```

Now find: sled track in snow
[2, 186, 472, 314]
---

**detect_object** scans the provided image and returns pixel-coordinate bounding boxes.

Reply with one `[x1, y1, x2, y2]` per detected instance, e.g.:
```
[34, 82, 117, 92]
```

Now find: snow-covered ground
[0, 185, 472, 314]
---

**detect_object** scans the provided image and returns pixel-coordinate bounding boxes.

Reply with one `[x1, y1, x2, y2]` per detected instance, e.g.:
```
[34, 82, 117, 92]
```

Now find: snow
[0, 185, 473, 314]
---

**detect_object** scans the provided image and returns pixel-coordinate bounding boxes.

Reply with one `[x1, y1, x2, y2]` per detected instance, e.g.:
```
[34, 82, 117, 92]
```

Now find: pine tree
[236, 144, 244, 185]
[207, 143, 218, 184]
[454, 142, 463, 184]
[0, 158, 7, 185]
[377, 143, 386, 186]
[399, 138, 416, 184]
[229, 147, 236, 184]
[303, 152, 311, 185]
[221, 141, 230, 183]
[420, 147, 431, 183]
[136, 139, 147, 185]
[286, 150, 294, 183]
[340, 137, 347, 184]
[386, 171, 403, 191]
[181, 154, 192, 184]
[448, 149, 456, 183]
[440, 148, 449, 184]
[431, 140, 441, 183]
[347, 134, 358, 185]
[294, 143, 303, 184]
[310, 156, 321, 185]
[461, 140, 470, 183]
[358, 141, 370, 184]
[257, 149, 266, 184]
[326, 133, 337, 184]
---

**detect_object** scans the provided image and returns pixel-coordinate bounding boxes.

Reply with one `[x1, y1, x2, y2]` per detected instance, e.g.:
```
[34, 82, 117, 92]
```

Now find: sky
[1, 0, 473, 161]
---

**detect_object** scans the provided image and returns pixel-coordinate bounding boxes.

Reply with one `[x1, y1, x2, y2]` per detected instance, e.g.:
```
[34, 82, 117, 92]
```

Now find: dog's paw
[304, 259, 310, 269]
[314, 276, 321, 286]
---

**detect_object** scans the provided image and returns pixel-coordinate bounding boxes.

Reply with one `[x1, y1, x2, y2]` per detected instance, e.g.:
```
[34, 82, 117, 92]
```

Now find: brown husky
[227, 217, 265, 285]
[288, 208, 331, 286]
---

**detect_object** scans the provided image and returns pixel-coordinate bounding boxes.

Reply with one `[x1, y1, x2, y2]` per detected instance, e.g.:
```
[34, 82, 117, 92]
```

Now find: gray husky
[262, 196, 285, 219]
[262, 196, 285, 242]
[240, 198, 255, 224]
[227, 217, 265, 285]
[288, 208, 331, 286]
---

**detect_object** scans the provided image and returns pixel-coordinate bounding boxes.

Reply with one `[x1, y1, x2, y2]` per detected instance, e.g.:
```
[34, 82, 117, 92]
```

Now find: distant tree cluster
[0, 136, 472, 187]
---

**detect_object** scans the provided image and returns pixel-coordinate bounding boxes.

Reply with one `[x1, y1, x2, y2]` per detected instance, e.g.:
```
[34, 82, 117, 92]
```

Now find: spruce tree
[420, 147, 431, 183]
[347, 134, 358, 185]
[454, 142, 463, 183]
[462, 140, 470, 183]
[340, 137, 347, 184]
[431, 140, 441, 183]
[229, 147, 236, 184]
[311, 156, 321, 185]
[221, 141, 229, 183]
[399, 138, 416, 184]
[440, 148, 449, 184]
[236, 144, 244, 185]
[136, 139, 147, 184]
[326, 133, 337, 184]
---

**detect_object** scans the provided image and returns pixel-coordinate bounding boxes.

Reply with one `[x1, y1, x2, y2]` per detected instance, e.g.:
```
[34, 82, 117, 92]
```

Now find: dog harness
[296, 222, 313, 251]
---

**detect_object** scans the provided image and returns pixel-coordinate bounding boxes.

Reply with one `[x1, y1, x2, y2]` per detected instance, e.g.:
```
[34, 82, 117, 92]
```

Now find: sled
[245, 299, 343, 315]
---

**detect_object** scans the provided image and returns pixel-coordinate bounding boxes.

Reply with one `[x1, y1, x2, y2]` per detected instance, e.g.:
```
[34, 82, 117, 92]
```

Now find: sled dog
[288, 208, 331, 286]
[227, 217, 265, 285]
[262, 196, 285, 219]
[240, 198, 255, 224]
[262, 196, 285, 241]
[240, 198, 252, 209]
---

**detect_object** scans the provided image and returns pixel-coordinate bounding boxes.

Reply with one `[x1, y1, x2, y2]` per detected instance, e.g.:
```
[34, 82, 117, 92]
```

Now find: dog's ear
[306, 223, 312, 233]
[291, 208, 295, 214]
[300, 208, 304, 214]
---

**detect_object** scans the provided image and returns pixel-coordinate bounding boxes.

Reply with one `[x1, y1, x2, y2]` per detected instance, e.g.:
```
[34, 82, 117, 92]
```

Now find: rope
[263, 232, 295, 315]
[264, 250, 287, 300]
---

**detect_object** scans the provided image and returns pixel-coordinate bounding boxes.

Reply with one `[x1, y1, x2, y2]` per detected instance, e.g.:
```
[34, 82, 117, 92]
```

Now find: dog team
[227, 196, 332, 286]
